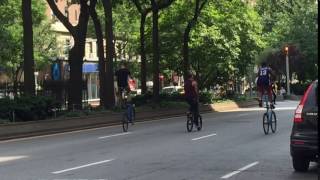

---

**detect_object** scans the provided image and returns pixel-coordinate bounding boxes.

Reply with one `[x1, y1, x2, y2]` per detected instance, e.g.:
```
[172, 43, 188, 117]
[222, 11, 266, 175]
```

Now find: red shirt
[184, 79, 197, 99]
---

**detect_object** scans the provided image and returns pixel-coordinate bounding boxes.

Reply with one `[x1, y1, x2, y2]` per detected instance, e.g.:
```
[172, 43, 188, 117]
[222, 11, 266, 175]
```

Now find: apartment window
[65, 7, 69, 18]
[89, 42, 93, 54]
[75, 10, 78, 21]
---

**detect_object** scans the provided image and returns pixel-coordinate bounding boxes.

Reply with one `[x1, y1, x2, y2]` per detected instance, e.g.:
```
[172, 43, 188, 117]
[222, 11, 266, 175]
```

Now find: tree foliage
[256, 0, 318, 82]
[0, 0, 57, 80]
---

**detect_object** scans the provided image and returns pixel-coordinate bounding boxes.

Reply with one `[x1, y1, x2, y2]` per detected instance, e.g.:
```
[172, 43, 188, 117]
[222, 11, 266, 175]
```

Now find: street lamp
[285, 46, 290, 95]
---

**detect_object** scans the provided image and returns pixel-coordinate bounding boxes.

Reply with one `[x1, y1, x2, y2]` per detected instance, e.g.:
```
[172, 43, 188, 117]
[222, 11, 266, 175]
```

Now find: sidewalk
[0, 100, 259, 140]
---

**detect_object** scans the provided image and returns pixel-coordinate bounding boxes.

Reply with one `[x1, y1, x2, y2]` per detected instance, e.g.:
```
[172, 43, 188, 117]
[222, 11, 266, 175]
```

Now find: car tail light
[294, 105, 304, 123]
[293, 83, 313, 123]
[291, 140, 305, 145]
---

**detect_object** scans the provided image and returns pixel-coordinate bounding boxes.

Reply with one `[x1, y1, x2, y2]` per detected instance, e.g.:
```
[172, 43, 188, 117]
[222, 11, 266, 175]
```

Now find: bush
[199, 91, 214, 104]
[291, 83, 310, 95]
[0, 98, 15, 120]
[133, 91, 216, 106]
[132, 92, 153, 106]
[0, 96, 59, 122]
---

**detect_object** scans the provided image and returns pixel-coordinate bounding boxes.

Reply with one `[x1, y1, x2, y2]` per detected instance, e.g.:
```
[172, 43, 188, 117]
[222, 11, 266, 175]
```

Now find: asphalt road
[0, 100, 318, 180]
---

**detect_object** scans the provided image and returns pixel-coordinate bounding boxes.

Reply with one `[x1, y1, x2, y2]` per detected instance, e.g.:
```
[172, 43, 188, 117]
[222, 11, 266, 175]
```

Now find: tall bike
[120, 89, 135, 132]
[262, 91, 277, 134]
[186, 111, 202, 132]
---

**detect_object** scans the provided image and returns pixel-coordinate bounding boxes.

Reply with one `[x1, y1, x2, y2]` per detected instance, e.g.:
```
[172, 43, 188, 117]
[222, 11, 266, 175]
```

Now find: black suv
[290, 80, 318, 172]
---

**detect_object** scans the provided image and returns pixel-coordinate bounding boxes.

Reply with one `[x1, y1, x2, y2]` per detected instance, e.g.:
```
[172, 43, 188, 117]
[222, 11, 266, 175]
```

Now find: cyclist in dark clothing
[184, 72, 199, 126]
[115, 62, 131, 93]
[115, 62, 132, 108]
[257, 62, 274, 108]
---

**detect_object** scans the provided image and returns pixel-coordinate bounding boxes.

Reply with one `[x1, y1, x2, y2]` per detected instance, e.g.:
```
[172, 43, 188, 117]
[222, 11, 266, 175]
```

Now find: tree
[102, 0, 116, 108]
[159, 0, 263, 90]
[88, 0, 107, 108]
[0, 0, 56, 95]
[132, 0, 152, 94]
[256, 0, 318, 82]
[182, 0, 208, 81]
[22, 0, 35, 96]
[47, 0, 90, 110]
[150, 0, 174, 101]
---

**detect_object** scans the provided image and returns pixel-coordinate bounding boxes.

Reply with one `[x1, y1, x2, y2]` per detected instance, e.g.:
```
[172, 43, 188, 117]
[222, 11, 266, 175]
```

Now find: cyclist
[115, 62, 132, 107]
[184, 72, 200, 127]
[256, 62, 274, 108]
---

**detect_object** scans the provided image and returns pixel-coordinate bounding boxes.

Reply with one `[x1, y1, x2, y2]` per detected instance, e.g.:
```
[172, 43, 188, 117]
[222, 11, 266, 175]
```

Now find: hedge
[0, 96, 60, 122]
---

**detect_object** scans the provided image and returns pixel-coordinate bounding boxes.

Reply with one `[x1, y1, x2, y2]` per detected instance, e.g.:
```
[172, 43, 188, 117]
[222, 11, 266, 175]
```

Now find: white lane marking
[52, 159, 114, 174]
[221, 161, 259, 179]
[0, 156, 28, 163]
[98, 132, 132, 139]
[192, 133, 217, 141]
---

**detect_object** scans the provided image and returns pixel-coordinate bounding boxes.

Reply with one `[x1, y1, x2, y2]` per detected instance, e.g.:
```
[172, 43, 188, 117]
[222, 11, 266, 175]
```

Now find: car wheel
[292, 156, 310, 172]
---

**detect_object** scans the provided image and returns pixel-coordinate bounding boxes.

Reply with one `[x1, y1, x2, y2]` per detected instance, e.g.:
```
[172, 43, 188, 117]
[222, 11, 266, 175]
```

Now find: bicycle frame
[262, 94, 272, 123]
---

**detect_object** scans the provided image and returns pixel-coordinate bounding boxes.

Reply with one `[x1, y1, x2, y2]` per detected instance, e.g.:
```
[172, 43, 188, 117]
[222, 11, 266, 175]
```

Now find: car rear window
[304, 81, 318, 108]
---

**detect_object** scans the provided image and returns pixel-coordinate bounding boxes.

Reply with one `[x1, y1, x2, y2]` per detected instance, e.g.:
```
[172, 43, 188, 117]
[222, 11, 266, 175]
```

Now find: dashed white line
[52, 159, 114, 174]
[0, 156, 28, 163]
[221, 161, 259, 179]
[98, 132, 132, 139]
[192, 133, 217, 141]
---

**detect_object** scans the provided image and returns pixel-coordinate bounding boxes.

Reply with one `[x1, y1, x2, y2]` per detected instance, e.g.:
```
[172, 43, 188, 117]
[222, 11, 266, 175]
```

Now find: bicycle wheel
[122, 113, 129, 132]
[263, 113, 269, 134]
[197, 115, 202, 131]
[271, 111, 277, 133]
[186, 114, 193, 132]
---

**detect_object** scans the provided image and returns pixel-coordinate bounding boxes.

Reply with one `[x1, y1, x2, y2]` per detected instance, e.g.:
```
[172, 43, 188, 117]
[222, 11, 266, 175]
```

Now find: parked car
[161, 86, 184, 94]
[130, 89, 141, 96]
[290, 80, 318, 172]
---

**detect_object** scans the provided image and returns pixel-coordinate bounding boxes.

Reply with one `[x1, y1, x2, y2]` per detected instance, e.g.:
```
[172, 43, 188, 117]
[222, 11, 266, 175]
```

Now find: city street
[0, 100, 317, 180]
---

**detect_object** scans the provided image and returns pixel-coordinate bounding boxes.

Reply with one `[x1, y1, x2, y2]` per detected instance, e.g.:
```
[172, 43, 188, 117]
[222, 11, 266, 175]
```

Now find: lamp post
[285, 46, 290, 95]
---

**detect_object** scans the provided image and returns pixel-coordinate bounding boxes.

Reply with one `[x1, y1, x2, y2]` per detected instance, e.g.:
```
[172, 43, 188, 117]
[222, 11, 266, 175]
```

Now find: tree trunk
[182, 0, 208, 81]
[140, 12, 147, 94]
[183, 25, 191, 81]
[151, 2, 160, 101]
[46, 0, 89, 110]
[103, 0, 115, 108]
[22, 0, 35, 96]
[68, 15, 88, 110]
[89, 0, 106, 108]
[68, 44, 84, 109]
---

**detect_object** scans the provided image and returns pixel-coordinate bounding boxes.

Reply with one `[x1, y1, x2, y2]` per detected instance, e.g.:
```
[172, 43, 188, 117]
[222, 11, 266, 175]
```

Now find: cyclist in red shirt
[184, 72, 200, 126]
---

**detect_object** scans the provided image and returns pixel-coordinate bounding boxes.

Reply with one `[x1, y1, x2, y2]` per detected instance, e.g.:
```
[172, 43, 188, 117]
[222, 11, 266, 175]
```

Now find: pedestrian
[280, 86, 286, 96]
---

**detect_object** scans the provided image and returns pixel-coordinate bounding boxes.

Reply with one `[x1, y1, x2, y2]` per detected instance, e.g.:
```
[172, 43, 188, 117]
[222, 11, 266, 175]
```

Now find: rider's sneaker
[270, 104, 275, 109]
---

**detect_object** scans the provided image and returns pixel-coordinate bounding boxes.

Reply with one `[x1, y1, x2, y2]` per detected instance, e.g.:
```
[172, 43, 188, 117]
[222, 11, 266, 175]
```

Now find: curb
[0, 100, 257, 141]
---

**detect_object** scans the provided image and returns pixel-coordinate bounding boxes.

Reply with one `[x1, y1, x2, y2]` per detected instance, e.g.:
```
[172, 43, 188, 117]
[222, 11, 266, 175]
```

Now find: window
[89, 42, 93, 54]
[65, 7, 68, 18]
[75, 10, 78, 21]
